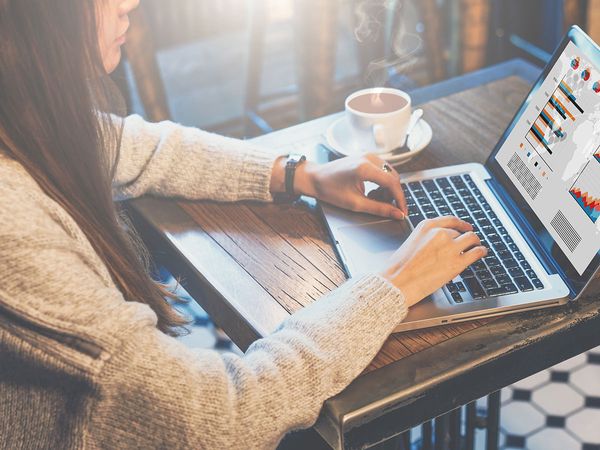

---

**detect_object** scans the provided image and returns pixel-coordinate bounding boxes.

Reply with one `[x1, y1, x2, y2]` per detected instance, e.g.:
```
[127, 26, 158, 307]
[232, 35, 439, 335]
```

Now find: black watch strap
[284, 153, 306, 200]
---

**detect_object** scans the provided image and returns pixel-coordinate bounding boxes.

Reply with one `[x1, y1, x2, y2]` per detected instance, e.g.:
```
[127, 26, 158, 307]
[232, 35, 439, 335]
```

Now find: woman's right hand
[380, 216, 488, 307]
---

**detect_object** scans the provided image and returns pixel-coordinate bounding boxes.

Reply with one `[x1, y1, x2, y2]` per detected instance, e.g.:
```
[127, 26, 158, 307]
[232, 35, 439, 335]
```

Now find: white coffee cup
[345, 87, 413, 153]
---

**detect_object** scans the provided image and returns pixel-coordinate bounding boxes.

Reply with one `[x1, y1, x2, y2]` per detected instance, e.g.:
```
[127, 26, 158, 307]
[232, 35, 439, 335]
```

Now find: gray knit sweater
[0, 115, 408, 450]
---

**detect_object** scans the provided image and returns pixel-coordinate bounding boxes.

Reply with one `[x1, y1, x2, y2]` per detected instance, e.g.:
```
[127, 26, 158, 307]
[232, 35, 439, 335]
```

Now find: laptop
[320, 26, 600, 332]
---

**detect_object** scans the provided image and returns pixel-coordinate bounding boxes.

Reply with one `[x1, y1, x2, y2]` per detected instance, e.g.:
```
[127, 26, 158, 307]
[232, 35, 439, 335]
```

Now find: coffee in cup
[345, 88, 412, 153]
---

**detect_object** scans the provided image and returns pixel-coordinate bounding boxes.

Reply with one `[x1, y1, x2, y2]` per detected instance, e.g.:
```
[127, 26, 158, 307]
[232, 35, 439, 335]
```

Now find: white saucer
[325, 116, 432, 165]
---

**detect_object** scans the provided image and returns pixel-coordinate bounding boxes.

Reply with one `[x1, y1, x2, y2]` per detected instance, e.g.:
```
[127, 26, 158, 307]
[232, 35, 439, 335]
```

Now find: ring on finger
[382, 163, 393, 173]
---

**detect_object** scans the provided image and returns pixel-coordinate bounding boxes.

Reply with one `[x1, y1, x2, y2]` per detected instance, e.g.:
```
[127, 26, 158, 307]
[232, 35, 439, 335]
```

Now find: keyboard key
[436, 178, 451, 189]
[425, 211, 438, 218]
[446, 282, 458, 292]
[514, 251, 525, 261]
[520, 261, 531, 270]
[498, 226, 508, 235]
[451, 291, 464, 303]
[463, 174, 473, 182]
[409, 212, 425, 227]
[476, 270, 493, 280]
[488, 233, 503, 244]
[478, 218, 492, 228]
[485, 256, 501, 267]
[497, 250, 512, 260]
[422, 179, 437, 191]
[514, 276, 534, 292]
[464, 277, 486, 299]
[461, 267, 474, 278]
[481, 279, 498, 290]
[482, 226, 495, 235]
[456, 281, 466, 292]
[490, 265, 507, 276]
[504, 235, 514, 244]
[532, 278, 544, 289]
[438, 207, 452, 215]
[487, 287, 506, 297]
[472, 261, 486, 271]
[526, 269, 537, 279]
[504, 258, 519, 269]
[508, 267, 525, 278]
[497, 274, 512, 285]
[500, 283, 518, 294]
[496, 273, 512, 284]
[509, 243, 519, 252]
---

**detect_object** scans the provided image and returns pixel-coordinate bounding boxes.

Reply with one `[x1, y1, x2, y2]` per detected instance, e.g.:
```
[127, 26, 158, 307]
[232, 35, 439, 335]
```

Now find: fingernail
[392, 210, 405, 220]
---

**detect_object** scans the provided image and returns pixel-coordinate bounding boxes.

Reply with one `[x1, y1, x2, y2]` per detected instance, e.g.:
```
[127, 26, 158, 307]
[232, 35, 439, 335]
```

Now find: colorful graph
[570, 161, 600, 223]
[526, 77, 584, 158]
[582, 68, 591, 81]
[570, 188, 600, 222]
[571, 57, 580, 70]
[595, 148, 600, 163]
[594, 81, 600, 93]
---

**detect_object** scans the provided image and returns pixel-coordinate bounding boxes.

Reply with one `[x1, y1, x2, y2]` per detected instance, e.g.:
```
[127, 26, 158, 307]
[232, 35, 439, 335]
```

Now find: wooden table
[130, 60, 600, 449]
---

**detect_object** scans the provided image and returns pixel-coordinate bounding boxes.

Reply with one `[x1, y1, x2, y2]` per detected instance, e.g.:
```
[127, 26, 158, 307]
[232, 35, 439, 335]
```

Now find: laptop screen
[487, 27, 600, 296]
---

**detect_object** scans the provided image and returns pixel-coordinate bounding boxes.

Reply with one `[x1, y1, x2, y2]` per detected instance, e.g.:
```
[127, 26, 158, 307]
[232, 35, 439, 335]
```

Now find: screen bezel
[485, 26, 600, 298]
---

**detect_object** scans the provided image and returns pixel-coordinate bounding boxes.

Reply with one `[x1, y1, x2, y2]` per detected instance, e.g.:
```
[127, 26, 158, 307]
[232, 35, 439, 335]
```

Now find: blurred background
[120, 2, 600, 449]
[115, 0, 599, 140]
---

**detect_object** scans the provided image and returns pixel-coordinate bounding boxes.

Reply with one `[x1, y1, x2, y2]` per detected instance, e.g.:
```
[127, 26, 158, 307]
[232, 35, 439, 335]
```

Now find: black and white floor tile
[497, 347, 600, 450]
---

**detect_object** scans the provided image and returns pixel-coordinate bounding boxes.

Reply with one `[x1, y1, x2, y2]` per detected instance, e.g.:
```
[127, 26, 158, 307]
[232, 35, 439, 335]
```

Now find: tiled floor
[497, 348, 600, 450]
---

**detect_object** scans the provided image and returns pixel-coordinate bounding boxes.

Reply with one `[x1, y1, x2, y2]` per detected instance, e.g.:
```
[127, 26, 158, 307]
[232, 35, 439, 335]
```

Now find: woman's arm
[113, 116, 410, 220]
[113, 115, 284, 202]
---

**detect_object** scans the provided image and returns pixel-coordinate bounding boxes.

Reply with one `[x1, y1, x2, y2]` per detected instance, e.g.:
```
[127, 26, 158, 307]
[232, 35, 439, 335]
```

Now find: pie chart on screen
[594, 81, 600, 93]
[571, 57, 580, 69]
[582, 68, 591, 81]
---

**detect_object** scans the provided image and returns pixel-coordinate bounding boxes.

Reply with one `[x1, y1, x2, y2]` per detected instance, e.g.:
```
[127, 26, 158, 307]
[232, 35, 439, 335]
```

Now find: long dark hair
[0, 0, 187, 335]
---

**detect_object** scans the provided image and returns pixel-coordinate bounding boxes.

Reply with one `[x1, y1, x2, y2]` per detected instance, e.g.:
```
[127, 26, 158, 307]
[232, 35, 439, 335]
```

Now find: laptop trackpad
[336, 219, 412, 276]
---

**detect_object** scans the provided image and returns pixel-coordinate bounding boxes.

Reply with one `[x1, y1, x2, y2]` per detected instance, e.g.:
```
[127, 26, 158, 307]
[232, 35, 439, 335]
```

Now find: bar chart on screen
[526, 76, 585, 168]
[569, 158, 600, 223]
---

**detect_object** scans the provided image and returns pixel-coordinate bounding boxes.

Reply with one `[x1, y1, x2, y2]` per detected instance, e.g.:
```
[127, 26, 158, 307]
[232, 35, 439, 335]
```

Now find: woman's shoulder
[0, 153, 62, 235]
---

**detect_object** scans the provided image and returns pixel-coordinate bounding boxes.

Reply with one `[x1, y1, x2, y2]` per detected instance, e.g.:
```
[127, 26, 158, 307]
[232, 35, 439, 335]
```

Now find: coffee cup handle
[372, 124, 386, 150]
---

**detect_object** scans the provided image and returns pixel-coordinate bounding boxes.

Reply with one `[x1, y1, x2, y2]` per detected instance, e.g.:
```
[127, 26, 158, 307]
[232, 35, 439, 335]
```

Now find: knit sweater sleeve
[0, 172, 409, 449]
[112, 115, 284, 202]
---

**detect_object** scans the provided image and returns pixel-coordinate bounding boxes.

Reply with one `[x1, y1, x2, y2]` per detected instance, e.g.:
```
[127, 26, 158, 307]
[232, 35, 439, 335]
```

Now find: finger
[461, 245, 488, 266]
[420, 215, 472, 233]
[454, 231, 481, 251]
[359, 162, 408, 214]
[354, 196, 406, 220]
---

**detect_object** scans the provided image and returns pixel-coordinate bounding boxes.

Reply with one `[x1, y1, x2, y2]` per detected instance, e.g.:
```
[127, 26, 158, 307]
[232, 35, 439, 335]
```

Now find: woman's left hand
[274, 154, 408, 220]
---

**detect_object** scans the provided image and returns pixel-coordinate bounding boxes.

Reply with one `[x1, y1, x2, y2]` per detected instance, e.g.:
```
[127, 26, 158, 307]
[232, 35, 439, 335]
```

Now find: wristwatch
[280, 153, 306, 202]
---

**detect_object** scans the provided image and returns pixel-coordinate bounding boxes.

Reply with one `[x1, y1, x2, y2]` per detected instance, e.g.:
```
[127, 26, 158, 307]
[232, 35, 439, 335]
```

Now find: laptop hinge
[484, 178, 564, 279]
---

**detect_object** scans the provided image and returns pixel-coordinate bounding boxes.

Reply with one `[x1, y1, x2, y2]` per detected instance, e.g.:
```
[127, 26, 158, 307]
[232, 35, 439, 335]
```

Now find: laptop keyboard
[401, 174, 545, 303]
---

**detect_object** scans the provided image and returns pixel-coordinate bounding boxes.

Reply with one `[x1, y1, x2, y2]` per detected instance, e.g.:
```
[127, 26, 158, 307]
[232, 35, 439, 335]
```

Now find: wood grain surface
[176, 76, 531, 373]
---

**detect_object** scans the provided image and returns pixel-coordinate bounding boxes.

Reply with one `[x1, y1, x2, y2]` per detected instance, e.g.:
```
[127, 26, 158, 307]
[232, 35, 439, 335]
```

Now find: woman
[0, 0, 486, 448]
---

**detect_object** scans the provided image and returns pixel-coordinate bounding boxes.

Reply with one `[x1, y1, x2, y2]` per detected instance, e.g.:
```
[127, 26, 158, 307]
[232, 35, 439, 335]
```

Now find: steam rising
[354, 0, 423, 89]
